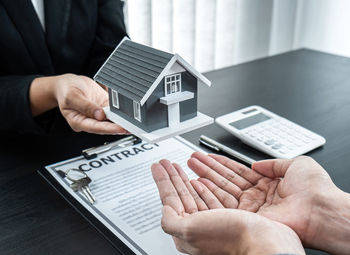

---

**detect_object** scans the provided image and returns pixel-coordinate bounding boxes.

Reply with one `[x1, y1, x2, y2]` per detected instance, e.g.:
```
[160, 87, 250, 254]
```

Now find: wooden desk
[1, 49, 349, 255]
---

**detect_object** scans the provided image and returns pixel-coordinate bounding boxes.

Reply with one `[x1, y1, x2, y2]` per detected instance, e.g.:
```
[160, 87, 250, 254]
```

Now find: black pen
[199, 135, 256, 166]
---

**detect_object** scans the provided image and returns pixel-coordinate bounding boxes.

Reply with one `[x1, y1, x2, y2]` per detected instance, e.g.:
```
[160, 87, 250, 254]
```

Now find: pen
[199, 135, 256, 166]
[82, 135, 142, 160]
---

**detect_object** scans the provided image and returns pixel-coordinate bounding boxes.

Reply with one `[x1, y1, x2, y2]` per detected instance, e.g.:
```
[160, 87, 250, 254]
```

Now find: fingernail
[94, 110, 104, 120]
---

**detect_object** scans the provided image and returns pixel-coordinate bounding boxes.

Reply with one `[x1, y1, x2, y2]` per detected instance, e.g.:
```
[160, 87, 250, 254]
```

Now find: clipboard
[38, 136, 205, 255]
[38, 168, 135, 255]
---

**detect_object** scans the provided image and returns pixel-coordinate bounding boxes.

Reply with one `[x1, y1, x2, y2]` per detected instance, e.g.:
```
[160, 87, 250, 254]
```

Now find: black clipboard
[38, 167, 135, 255]
[37, 135, 144, 255]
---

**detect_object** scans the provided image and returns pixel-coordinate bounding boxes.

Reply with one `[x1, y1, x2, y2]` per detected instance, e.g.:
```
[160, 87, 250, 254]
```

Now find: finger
[191, 152, 254, 190]
[64, 92, 106, 121]
[152, 164, 184, 214]
[208, 153, 263, 185]
[198, 178, 238, 208]
[252, 158, 293, 178]
[97, 82, 108, 92]
[161, 206, 184, 238]
[66, 112, 128, 134]
[173, 163, 208, 211]
[159, 160, 198, 213]
[190, 180, 224, 209]
[188, 157, 242, 199]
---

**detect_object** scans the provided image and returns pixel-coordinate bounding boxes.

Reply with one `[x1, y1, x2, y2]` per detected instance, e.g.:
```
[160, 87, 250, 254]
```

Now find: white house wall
[166, 62, 186, 76]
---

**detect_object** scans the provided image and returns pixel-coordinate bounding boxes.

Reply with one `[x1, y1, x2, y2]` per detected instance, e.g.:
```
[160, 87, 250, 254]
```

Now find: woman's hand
[151, 160, 305, 255]
[187, 152, 350, 254]
[30, 74, 127, 134]
[161, 207, 305, 255]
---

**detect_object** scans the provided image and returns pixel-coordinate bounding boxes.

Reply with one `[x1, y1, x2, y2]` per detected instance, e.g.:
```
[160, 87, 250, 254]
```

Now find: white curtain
[124, 0, 350, 72]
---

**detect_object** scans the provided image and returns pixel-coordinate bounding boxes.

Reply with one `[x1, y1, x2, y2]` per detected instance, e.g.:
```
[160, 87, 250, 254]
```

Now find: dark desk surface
[1, 49, 349, 255]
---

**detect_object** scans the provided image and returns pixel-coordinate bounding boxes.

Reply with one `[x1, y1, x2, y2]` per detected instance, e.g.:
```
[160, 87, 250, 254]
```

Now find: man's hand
[30, 74, 128, 134]
[188, 152, 350, 254]
[151, 160, 305, 255]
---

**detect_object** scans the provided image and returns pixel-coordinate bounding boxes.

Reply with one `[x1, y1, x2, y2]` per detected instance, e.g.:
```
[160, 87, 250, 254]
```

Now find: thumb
[252, 158, 293, 178]
[66, 94, 106, 121]
[161, 206, 184, 238]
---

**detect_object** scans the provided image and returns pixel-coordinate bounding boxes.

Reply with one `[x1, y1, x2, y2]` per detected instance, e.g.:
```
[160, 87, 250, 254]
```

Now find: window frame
[111, 90, 119, 109]
[164, 73, 181, 96]
[133, 101, 141, 122]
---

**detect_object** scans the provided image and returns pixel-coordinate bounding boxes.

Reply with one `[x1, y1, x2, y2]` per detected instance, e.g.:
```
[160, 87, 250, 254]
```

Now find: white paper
[45, 137, 204, 255]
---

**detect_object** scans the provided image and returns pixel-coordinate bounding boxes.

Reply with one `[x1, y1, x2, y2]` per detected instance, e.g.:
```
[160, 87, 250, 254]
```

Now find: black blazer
[0, 0, 127, 134]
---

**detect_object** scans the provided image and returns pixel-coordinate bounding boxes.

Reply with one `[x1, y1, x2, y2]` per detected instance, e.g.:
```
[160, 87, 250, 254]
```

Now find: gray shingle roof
[94, 38, 174, 102]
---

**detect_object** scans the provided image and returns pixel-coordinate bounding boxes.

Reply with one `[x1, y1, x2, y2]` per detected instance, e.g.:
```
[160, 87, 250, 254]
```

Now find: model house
[94, 37, 213, 142]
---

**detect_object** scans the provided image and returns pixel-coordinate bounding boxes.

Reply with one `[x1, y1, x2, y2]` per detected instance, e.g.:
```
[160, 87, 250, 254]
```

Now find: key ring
[65, 168, 88, 182]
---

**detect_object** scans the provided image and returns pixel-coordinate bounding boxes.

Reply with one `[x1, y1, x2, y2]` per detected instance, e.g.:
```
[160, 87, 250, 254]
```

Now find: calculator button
[287, 131, 295, 137]
[309, 135, 318, 140]
[261, 133, 270, 139]
[302, 133, 312, 139]
[283, 141, 292, 147]
[264, 139, 275, 146]
[279, 149, 287, 154]
[287, 145, 295, 151]
[294, 141, 303, 147]
[303, 138, 311, 143]
[276, 131, 284, 137]
[286, 137, 294, 142]
[273, 135, 281, 141]
[292, 132, 301, 138]
[272, 144, 282, 150]
[303, 134, 313, 139]
[256, 136, 264, 142]
[270, 129, 279, 135]
[249, 133, 256, 138]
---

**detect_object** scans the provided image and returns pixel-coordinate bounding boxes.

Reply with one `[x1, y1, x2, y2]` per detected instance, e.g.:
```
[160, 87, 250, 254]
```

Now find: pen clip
[82, 135, 142, 160]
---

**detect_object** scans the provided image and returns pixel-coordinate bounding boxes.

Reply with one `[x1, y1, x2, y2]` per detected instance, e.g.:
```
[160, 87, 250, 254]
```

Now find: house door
[168, 103, 180, 127]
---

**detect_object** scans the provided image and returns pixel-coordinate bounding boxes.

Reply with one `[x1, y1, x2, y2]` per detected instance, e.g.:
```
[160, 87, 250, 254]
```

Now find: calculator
[215, 106, 326, 159]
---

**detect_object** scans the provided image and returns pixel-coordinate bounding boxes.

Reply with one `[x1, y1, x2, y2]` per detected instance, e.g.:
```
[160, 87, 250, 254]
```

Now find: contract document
[44, 136, 204, 255]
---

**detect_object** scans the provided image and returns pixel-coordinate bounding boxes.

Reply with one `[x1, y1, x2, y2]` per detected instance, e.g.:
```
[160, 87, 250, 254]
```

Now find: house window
[165, 73, 181, 96]
[133, 101, 141, 122]
[111, 90, 119, 108]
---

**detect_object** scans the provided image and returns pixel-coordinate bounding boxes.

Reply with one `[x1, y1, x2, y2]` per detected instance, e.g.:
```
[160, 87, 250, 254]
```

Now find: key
[66, 169, 96, 205]
[70, 177, 96, 204]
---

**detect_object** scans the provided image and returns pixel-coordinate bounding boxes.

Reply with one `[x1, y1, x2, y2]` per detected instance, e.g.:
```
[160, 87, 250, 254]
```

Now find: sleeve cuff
[17, 75, 58, 135]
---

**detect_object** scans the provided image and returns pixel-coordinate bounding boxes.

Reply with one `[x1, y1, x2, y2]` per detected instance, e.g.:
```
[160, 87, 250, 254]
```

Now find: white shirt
[31, 0, 45, 31]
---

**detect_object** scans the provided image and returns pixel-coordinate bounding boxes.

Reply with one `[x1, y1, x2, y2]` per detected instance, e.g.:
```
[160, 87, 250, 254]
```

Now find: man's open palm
[188, 152, 337, 246]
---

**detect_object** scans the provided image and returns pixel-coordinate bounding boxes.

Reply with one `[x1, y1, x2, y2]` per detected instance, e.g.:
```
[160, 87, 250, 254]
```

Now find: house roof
[94, 37, 211, 105]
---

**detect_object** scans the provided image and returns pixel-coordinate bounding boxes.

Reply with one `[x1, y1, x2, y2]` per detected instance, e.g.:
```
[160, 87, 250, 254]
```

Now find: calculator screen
[229, 113, 271, 130]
